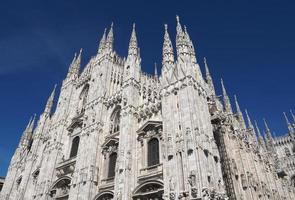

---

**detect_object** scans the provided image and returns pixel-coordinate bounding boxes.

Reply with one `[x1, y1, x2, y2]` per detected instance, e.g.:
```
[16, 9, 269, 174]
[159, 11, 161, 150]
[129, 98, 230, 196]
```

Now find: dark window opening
[70, 136, 80, 158]
[108, 153, 117, 178]
[148, 138, 160, 166]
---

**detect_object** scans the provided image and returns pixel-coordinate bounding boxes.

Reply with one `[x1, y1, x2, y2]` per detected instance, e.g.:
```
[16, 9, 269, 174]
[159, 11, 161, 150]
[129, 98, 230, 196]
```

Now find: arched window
[147, 138, 160, 166]
[78, 84, 89, 114]
[110, 106, 121, 134]
[70, 136, 80, 158]
[108, 153, 117, 178]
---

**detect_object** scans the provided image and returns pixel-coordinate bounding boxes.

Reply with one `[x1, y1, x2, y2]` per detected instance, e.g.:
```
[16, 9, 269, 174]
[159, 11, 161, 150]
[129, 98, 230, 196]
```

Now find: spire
[284, 112, 294, 134]
[291, 109, 295, 123]
[245, 110, 254, 130]
[234, 95, 244, 119]
[98, 28, 107, 54]
[162, 24, 174, 68]
[204, 57, 215, 92]
[245, 110, 257, 145]
[154, 62, 158, 77]
[176, 15, 188, 57]
[20, 115, 35, 147]
[255, 120, 265, 147]
[75, 48, 82, 67]
[28, 113, 36, 133]
[184, 25, 196, 63]
[105, 22, 114, 51]
[44, 84, 57, 114]
[128, 23, 139, 56]
[221, 79, 232, 113]
[263, 118, 271, 137]
[67, 49, 81, 79]
[176, 15, 183, 36]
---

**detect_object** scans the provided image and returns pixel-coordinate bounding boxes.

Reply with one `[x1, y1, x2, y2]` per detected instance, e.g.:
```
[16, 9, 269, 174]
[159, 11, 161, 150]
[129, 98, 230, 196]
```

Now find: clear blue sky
[0, 0, 295, 177]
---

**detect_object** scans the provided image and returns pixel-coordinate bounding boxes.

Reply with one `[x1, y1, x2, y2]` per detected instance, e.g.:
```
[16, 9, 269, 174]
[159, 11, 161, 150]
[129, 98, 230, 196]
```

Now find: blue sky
[0, 0, 295, 177]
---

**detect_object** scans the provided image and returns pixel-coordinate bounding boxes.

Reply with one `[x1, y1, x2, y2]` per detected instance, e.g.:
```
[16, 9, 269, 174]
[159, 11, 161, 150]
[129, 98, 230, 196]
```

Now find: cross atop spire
[221, 79, 232, 113]
[128, 23, 139, 56]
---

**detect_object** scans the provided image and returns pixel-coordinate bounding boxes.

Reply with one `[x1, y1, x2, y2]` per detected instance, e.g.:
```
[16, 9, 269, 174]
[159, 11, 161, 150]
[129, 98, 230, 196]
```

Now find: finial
[164, 24, 168, 31]
[284, 112, 290, 124]
[263, 118, 270, 131]
[234, 95, 241, 112]
[290, 109, 295, 122]
[154, 62, 158, 77]
[204, 57, 207, 65]
[111, 22, 114, 28]
[133, 23, 136, 29]
[284, 112, 294, 134]
[255, 120, 264, 141]
[79, 48, 83, 54]
[176, 15, 179, 23]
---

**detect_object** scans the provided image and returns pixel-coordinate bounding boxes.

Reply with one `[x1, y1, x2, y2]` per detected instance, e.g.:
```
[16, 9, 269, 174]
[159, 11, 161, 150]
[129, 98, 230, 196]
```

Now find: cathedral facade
[1, 17, 295, 200]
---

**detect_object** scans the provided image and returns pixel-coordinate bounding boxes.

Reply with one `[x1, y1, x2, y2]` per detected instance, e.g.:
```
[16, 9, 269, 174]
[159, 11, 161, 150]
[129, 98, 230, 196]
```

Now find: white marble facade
[1, 17, 295, 200]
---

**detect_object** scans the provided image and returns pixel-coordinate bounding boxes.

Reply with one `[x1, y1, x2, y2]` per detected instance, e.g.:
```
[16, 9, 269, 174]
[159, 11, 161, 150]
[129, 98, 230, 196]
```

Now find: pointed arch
[49, 176, 71, 199]
[110, 106, 121, 134]
[132, 180, 164, 199]
[94, 191, 114, 200]
[78, 83, 90, 113]
[69, 136, 80, 158]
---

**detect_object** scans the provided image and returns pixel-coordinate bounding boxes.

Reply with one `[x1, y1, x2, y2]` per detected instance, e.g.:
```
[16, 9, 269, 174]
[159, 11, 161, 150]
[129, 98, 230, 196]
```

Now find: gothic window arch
[110, 106, 121, 134]
[147, 138, 160, 167]
[78, 84, 89, 114]
[108, 152, 117, 178]
[95, 192, 114, 200]
[69, 136, 80, 158]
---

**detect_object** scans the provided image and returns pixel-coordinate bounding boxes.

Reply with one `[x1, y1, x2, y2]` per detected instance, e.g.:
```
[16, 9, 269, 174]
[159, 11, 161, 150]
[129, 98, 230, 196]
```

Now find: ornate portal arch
[94, 191, 114, 200]
[48, 176, 71, 200]
[132, 180, 164, 200]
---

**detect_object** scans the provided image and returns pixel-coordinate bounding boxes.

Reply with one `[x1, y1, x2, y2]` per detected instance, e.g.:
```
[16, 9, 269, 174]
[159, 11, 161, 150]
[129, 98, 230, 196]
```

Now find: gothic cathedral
[1, 17, 295, 200]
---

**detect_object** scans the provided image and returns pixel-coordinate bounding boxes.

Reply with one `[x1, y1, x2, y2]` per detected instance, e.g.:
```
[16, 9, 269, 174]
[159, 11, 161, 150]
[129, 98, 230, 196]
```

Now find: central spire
[128, 23, 139, 57]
